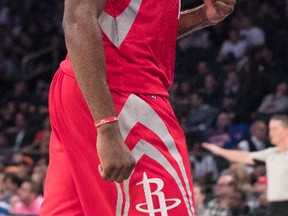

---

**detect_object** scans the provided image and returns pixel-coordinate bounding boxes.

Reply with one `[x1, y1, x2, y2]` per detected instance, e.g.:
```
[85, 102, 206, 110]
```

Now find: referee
[203, 114, 288, 216]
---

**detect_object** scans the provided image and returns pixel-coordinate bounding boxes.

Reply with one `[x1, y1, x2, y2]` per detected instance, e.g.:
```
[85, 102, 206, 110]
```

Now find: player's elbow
[63, 2, 98, 46]
[63, 17, 79, 47]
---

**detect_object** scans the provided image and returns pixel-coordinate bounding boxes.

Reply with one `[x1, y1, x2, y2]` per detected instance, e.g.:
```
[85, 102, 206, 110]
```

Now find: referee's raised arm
[202, 142, 255, 165]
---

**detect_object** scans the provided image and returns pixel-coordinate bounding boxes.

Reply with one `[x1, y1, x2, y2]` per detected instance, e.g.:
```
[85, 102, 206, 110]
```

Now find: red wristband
[94, 116, 118, 128]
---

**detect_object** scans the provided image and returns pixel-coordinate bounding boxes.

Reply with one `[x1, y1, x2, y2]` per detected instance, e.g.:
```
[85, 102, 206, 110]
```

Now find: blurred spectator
[256, 82, 288, 118]
[0, 132, 9, 152]
[222, 71, 241, 97]
[2, 173, 23, 204]
[238, 120, 269, 152]
[193, 181, 207, 216]
[10, 180, 43, 215]
[219, 93, 238, 120]
[206, 112, 233, 147]
[5, 112, 34, 151]
[0, 101, 17, 129]
[184, 91, 218, 132]
[0, 201, 9, 215]
[22, 115, 50, 159]
[176, 33, 213, 77]
[217, 28, 248, 64]
[0, 171, 4, 197]
[189, 143, 218, 184]
[225, 123, 250, 149]
[236, 49, 274, 122]
[239, 15, 265, 47]
[7, 153, 33, 180]
[225, 163, 251, 193]
[201, 73, 222, 108]
[2, 81, 32, 106]
[254, 2, 282, 47]
[205, 113, 244, 173]
[205, 175, 235, 216]
[30, 161, 47, 194]
[250, 162, 266, 185]
[255, 46, 279, 78]
[191, 61, 212, 90]
[228, 189, 251, 216]
[9, 194, 20, 214]
[178, 29, 212, 51]
[0, 201, 10, 216]
[250, 176, 268, 215]
[170, 79, 192, 120]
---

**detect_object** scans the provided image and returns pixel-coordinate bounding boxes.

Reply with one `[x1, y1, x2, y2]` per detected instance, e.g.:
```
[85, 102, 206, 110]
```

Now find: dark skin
[63, 0, 134, 184]
[63, 0, 236, 183]
[178, 0, 235, 37]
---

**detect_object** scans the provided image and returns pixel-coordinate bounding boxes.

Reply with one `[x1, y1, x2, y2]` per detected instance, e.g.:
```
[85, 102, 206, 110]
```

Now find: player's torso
[101, 0, 180, 95]
[61, 0, 180, 96]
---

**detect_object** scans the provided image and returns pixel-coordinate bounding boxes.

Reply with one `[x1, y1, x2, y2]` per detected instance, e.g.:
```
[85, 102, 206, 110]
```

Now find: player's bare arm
[202, 142, 254, 165]
[178, 0, 236, 38]
[63, 0, 135, 183]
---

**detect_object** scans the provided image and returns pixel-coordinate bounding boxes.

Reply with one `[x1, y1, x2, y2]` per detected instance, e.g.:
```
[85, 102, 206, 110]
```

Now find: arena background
[0, 0, 288, 215]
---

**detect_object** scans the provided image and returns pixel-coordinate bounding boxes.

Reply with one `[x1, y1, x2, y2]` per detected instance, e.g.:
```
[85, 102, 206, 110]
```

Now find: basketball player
[40, 0, 236, 215]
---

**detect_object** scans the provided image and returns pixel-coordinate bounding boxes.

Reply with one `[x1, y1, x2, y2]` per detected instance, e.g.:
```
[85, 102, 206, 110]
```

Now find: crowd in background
[0, 0, 287, 215]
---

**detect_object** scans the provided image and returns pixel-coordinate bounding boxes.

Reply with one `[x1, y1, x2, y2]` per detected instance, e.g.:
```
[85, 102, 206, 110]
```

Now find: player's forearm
[178, 5, 213, 39]
[63, 0, 116, 122]
[218, 148, 254, 165]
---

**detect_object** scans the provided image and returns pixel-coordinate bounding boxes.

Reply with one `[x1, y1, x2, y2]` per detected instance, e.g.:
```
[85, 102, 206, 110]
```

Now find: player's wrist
[94, 116, 118, 128]
[200, 5, 209, 22]
[96, 120, 120, 136]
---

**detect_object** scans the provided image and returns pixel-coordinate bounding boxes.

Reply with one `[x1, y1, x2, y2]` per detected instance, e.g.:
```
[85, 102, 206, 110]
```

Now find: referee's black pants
[267, 201, 288, 216]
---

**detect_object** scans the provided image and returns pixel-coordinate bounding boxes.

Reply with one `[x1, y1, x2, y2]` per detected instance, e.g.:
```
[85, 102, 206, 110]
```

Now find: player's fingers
[115, 162, 135, 183]
[98, 164, 109, 179]
[98, 164, 105, 178]
[214, 1, 235, 15]
[107, 165, 123, 182]
[204, 0, 213, 7]
[214, 0, 236, 6]
[98, 164, 114, 180]
[114, 167, 126, 183]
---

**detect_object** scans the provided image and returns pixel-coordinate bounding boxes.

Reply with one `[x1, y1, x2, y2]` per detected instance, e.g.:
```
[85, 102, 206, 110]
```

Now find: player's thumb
[98, 164, 105, 178]
[203, 0, 213, 7]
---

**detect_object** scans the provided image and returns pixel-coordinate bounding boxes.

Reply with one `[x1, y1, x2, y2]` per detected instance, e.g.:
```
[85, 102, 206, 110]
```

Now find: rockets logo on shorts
[136, 172, 181, 215]
[115, 94, 195, 216]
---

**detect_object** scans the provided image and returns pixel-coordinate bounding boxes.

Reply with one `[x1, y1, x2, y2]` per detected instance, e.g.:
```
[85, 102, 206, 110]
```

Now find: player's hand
[202, 142, 222, 155]
[203, 0, 236, 24]
[96, 123, 135, 183]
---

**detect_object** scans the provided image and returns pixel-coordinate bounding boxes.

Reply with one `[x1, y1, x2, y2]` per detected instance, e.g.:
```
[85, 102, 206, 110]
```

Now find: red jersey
[60, 0, 180, 96]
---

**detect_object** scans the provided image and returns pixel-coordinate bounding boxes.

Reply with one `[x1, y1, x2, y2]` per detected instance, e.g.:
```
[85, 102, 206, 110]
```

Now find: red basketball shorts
[40, 69, 195, 216]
